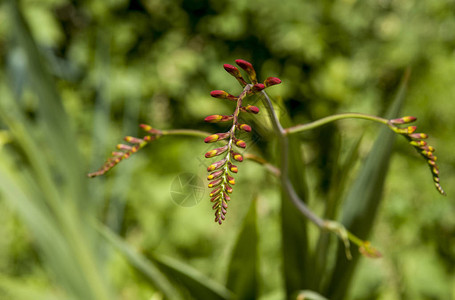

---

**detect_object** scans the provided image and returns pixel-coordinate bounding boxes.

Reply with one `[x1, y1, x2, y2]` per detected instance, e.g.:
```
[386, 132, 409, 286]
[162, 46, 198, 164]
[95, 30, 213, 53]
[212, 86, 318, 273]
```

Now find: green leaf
[280, 114, 312, 295]
[97, 224, 231, 300]
[96, 224, 183, 300]
[325, 69, 411, 299]
[150, 254, 232, 300]
[226, 197, 259, 299]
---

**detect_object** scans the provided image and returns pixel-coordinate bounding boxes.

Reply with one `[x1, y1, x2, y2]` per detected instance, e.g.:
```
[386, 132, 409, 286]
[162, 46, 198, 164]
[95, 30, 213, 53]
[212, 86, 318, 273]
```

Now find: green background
[0, 0, 454, 299]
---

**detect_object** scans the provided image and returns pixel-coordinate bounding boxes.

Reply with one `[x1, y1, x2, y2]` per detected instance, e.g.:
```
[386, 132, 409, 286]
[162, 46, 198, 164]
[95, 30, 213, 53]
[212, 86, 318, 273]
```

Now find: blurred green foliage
[0, 0, 454, 299]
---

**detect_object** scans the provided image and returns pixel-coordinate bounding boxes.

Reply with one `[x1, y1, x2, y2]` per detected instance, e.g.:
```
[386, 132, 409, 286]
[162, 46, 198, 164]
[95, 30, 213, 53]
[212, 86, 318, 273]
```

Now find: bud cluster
[388, 117, 445, 195]
[87, 124, 161, 178]
[204, 59, 281, 224]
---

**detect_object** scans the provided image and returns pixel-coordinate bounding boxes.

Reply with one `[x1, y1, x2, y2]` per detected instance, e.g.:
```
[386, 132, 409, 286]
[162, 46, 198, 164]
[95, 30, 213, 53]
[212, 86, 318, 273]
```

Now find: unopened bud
[210, 90, 237, 101]
[204, 115, 234, 123]
[251, 83, 265, 93]
[228, 162, 238, 173]
[205, 145, 228, 158]
[116, 144, 132, 151]
[231, 151, 243, 162]
[226, 174, 235, 185]
[207, 170, 224, 180]
[224, 64, 248, 86]
[407, 126, 417, 134]
[208, 178, 223, 188]
[210, 194, 221, 202]
[240, 105, 260, 114]
[225, 185, 233, 193]
[410, 140, 427, 147]
[140, 124, 161, 134]
[235, 59, 257, 83]
[224, 192, 231, 201]
[207, 158, 227, 171]
[390, 116, 417, 124]
[124, 136, 143, 144]
[237, 124, 252, 132]
[209, 187, 222, 197]
[204, 133, 230, 143]
[264, 77, 282, 87]
[409, 133, 428, 139]
[234, 139, 247, 148]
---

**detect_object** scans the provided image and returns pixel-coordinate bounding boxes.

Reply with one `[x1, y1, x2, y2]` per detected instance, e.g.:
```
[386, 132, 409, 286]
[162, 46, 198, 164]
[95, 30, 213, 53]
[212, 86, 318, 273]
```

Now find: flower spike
[204, 59, 280, 224]
[388, 116, 446, 195]
[88, 123, 160, 177]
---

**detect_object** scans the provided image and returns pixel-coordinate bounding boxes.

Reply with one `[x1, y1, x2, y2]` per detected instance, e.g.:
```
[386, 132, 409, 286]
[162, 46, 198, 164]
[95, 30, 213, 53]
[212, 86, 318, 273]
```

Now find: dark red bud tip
[223, 64, 240, 75]
[235, 59, 253, 70]
[204, 115, 233, 123]
[235, 59, 257, 83]
[238, 124, 252, 132]
[264, 77, 282, 87]
[390, 116, 417, 125]
[252, 83, 265, 92]
[245, 105, 260, 114]
[210, 90, 229, 98]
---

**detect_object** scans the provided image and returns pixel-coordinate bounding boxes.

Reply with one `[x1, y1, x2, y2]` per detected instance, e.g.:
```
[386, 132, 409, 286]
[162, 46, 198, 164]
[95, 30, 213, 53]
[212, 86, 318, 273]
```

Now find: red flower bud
[207, 170, 223, 180]
[407, 126, 417, 134]
[251, 83, 265, 93]
[409, 133, 428, 139]
[204, 115, 234, 123]
[228, 162, 238, 173]
[234, 139, 247, 148]
[224, 64, 248, 86]
[205, 145, 228, 158]
[209, 187, 222, 197]
[231, 151, 243, 162]
[410, 140, 427, 147]
[235, 59, 257, 83]
[223, 64, 241, 76]
[226, 174, 235, 185]
[240, 105, 260, 114]
[223, 192, 231, 201]
[204, 133, 230, 143]
[124, 136, 143, 144]
[207, 158, 227, 171]
[237, 124, 252, 132]
[116, 144, 132, 151]
[210, 90, 237, 101]
[225, 184, 233, 194]
[208, 178, 223, 188]
[210, 194, 221, 202]
[264, 77, 282, 87]
[140, 124, 161, 134]
[390, 116, 417, 124]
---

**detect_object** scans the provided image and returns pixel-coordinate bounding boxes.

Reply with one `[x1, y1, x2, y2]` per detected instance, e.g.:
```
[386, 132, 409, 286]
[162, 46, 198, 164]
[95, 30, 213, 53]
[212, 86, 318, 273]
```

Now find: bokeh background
[0, 0, 454, 299]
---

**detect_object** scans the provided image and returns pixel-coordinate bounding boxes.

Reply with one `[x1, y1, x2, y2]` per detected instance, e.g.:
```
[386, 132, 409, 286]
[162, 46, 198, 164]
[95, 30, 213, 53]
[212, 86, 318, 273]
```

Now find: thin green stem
[285, 113, 389, 135]
[260, 91, 325, 228]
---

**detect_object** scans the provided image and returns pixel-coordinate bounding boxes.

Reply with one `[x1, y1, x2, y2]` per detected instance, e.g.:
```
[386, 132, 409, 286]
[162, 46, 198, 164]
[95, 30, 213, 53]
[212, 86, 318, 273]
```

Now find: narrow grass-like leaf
[150, 254, 232, 300]
[325, 69, 411, 299]
[226, 197, 259, 299]
[7, 0, 85, 199]
[313, 136, 363, 286]
[280, 110, 311, 295]
[96, 224, 182, 300]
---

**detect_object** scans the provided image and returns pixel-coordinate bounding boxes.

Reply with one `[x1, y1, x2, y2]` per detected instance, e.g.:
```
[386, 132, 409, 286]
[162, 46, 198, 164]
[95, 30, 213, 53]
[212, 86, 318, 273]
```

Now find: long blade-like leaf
[96, 224, 182, 300]
[325, 69, 411, 299]
[226, 197, 259, 299]
[150, 254, 232, 300]
[280, 116, 312, 295]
